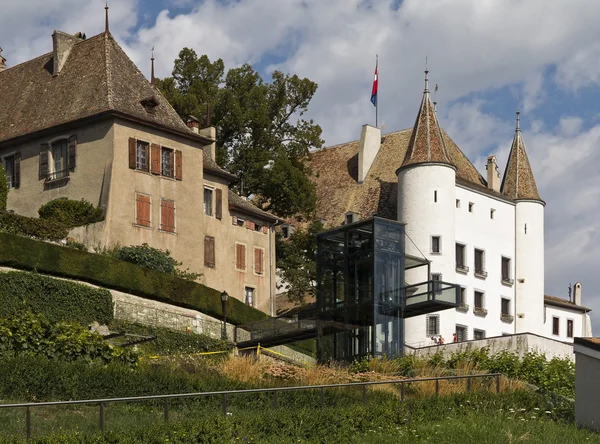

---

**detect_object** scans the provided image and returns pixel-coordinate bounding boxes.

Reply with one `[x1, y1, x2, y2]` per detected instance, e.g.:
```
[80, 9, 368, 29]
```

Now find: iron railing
[0, 373, 502, 440]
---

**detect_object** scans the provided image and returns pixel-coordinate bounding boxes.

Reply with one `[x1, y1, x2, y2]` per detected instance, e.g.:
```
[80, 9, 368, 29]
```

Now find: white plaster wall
[515, 202, 545, 334]
[453, 185, 516, 340]
[544, 305, 586, 343]
[398, 164, 456, 346]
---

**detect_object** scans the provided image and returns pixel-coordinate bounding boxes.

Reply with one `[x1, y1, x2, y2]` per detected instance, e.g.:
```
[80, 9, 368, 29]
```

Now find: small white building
[574, 337, 600, 430]
[308, 70, 591, 349]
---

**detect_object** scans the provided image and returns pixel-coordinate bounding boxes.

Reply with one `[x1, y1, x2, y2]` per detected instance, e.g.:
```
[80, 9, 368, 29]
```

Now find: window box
[474, 307, 488, 317]
[501, 277, 514, 286]
[474, 270, 488, 279]
[456, 264, 469, 274]
[501, 313, 514, 323]
[456, 303, 469, 313]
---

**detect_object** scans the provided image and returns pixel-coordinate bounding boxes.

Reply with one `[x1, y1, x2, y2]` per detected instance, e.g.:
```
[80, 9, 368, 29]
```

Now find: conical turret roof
[501, 112, 542, 202]
[400, 70, 453, 169]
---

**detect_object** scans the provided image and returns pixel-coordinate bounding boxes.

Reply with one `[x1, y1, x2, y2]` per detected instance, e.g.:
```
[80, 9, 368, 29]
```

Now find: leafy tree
[157, 49, 323, 217]
[276, 220, 324, 304]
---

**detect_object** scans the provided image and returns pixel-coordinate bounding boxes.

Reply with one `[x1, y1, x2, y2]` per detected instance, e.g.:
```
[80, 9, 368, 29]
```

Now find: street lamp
[221, 290, 229, 340]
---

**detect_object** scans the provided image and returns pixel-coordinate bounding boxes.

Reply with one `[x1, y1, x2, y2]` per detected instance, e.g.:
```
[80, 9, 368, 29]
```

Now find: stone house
[0, 29, 278, 315]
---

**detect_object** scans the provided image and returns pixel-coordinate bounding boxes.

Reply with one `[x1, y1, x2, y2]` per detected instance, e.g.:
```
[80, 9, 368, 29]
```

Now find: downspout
[269, 218, 280, 317]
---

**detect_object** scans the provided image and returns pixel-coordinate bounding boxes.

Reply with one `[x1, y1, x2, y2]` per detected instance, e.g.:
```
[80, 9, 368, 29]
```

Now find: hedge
[0, 164, 7, 212]
[0, 232, 267, 326]
[0, 211, 69, 241]
[38, 197, 103, 228]
[0, 271, 113, 325]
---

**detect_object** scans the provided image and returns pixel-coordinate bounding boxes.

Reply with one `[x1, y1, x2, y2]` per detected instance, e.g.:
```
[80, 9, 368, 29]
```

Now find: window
[254, 248, 264, 274]
[345, 212, 358, 224]
[3, 154, 19, 189]
[552, 317, 560, 336]
[434, 190, 437, 202]
[474, 248, 486, 277]
[456, 325, 467, 342]
[501, 298, 510, 315]
[501, 257, 512, 284]
[161, 147, 174, 177]
[245, 287, 255, 307]
[40, 136, 76, 181]
[160, 199, 176, 233]
[50, 139, 68, 180]
[255, 223, 263, 232]
[431, 236, 441, 254]
[236, 217, 245, 227]
[474, 329, 485, 340]
[460, 287, 466, 305]
[136, 141, 149, 171]
[490, 209, 496, 219]
[204, 236, 215, 268]
[426, 314, 440, 336]
[567, 319, 574, 338]
[468, 202, 474, 212]
[235, 243, 246, 271]
[135, 193, 151, 227]
[474, 291, 484, 309]
[456, 243, 467, 272]
[204, 188, 213, 216]
[431, 273, 442, 295]
[456, 199, 460, 208]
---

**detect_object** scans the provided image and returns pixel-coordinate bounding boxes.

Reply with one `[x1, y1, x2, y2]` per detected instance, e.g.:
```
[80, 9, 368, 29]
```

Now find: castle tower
[397, 70, 457, 345]
[501, 112, 545, 334]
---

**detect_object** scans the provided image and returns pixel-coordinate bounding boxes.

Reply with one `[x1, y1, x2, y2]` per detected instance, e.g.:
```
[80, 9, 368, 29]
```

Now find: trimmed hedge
[0, 270, 113, 325]
[0, 232, 267, 326]
[0, 211, 69, 241]
[0, 164, 7, 212]
[38, 197, 103, 228]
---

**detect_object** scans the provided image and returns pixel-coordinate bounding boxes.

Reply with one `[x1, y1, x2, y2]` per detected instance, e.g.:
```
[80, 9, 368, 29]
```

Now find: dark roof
[228, 190, 278, 223]
[501, 113, 542, 202]
[203, 151, 236, 181]
[0, 32, 209, 145]
[544, 295, 591, 313]
[574, 337, 600, 353]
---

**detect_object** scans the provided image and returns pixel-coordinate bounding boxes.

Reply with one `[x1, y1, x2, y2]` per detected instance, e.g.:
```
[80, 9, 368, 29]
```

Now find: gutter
[269, 218, 282, 317]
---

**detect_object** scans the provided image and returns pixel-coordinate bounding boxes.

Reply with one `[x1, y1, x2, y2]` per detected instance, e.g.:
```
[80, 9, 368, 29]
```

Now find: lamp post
[221, 290, 229, 340]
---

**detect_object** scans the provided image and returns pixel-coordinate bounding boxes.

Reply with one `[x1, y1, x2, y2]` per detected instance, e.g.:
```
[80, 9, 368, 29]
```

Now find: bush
[0, 313, 137, 365]
[0, 270, 113, 325]
[0, 164, 7, 212]
[0, 211, 68, 241]
[38, 198, 103, 228]
[0, 232, 267, 326]
[113, 243, 179, 274]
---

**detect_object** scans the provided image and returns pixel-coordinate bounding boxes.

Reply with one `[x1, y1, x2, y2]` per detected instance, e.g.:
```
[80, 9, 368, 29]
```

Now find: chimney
[486, 155, 501, 192]
[358, 124, 381, 183]
[0, 47, 6, 72]
[186, 116, 200, 134]
[52, 31, 82, 75]
[199, 124, 217, 161]
[574, 282, 582, 306]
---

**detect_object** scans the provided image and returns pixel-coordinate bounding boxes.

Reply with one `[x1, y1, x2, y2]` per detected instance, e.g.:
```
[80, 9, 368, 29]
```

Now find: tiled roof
[400, 72, 452, 169]
[544, 295, 591, 313]
[0, 32, 208, 145]
[308, 127, 485, 228]
[203, 151, 236, 181]
[228, 190, 278, 223]
[501, 113, 542, 202]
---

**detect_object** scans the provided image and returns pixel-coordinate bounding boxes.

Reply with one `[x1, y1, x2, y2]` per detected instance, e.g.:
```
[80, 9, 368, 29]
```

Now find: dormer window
[345, 212, 359, 225]
[140, 96, 159, 114]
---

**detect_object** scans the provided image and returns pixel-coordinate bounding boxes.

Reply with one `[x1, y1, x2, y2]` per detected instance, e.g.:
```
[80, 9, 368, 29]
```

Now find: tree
[157, 49, 323, 217]
[276, 220, 324, 304]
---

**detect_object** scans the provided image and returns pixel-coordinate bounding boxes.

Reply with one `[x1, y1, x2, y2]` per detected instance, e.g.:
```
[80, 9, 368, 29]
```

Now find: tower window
[468, 202, 474, 212]
[552, 317, 560, 336]
[431, 236, 441, 254]
[456, 199, 460, 208]
[490, 209, 496, 219]
[426, 314, 440, 336]
[434, 190, 437, 203]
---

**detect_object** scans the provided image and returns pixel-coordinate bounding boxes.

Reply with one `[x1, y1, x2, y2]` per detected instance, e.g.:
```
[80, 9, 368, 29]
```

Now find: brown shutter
[39, 144, 49, 180]
[68, 135, 77, 169]
[255, 248, 263, 274]
[204, 236, 215, 267]
[215, 188, 223, 220]
[175, 150, 182, 180]
[241, 244, 246, 269]
[235, 244, 241, 268]
[161, 200, 175, 232]
[14, 153, 21, 188]
[246, 220, 255, 230]
[262, 226, 268, 234]
[129, 138, 136, 169]
[151, 144, 161, 174]
[136, 194, 151, 227]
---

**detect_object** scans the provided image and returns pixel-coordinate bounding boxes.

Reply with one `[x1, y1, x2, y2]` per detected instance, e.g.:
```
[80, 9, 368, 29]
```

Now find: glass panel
[4, 156, 14, 188]
[51, 139, 67, 177]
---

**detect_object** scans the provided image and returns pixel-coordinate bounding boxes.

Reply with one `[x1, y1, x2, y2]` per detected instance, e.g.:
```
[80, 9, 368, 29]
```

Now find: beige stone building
[0, 29, 278, 315]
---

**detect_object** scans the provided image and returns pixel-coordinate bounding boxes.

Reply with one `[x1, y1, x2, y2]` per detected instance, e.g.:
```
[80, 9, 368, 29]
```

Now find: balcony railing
[501, 313, 514, 323]
[456, 303, 469, 313]
[474, 269, 488, 279]
[45, 169, 70, 182]
[456, 264, 469, 274]
[474, 306, 488, 317]
[501, 277, 514, 286]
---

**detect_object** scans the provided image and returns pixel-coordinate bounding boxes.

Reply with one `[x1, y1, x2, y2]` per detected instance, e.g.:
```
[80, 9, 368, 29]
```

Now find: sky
[2, 0, 600, 331]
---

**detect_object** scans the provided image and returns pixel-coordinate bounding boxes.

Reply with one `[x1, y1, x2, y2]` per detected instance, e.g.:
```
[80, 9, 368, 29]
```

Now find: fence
[0, 373, 501, 440]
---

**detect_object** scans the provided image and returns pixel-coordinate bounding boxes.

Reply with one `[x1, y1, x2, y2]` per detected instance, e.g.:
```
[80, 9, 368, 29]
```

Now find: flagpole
[375, 54, 379, 128]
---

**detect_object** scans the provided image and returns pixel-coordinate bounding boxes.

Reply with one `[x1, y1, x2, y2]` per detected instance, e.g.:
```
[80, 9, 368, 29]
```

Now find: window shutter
[68, 135, 77, 170]
[39, 144, 49, 180]
[175, 150, 182, 180]
[136, 194, 151, 227]
[255, 248, 264, 274]
[151, 144, 161, 174]
[262, 226, 268, 234]
[129, 138, 136, 169]
[14, 153, 21, 188]
[246, 220, 255, 230]
[241, 244, 246, 269]
[169, 150, 175, 178]
[215, 189, 223, 220]
[235, 244, 241, 268]
[161, 200, 175, 232]
[204, 236, 215, 267]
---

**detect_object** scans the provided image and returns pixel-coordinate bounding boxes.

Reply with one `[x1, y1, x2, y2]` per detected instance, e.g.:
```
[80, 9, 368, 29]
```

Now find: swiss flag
[370, 63, 378, 106]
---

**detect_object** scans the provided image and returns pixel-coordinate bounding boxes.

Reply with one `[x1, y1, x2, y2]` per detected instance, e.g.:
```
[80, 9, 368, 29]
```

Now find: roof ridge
[314, 128, 412, 153]
[104, 33, 113, 109]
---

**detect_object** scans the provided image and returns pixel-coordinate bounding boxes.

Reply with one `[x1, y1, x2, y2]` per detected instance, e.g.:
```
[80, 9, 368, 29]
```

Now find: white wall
[544, 304, 587, 343]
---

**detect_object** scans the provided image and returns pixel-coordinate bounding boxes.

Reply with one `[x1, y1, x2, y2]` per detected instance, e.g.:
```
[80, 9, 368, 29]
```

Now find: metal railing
[0, 373, 501, 440]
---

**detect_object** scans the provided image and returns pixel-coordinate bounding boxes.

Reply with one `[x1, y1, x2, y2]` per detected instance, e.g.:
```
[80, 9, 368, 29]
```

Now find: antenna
[105, 1, 110, 34]
[568, 283, 572, 302]
[150, 47, 155, 85]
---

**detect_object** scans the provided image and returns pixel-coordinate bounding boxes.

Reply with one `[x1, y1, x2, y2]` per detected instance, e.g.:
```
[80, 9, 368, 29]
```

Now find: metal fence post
[222, 394, 228, 415]
[435, 379, 439, 396]
[273, 391, 279, 409]
[466, 377, 471, 393]
[163, 400, 169, 422]
[26, 406, 31, 441]
[362, 385, 367, 405]
[496, 374, 501, 393]
[99, 403, 105, 435]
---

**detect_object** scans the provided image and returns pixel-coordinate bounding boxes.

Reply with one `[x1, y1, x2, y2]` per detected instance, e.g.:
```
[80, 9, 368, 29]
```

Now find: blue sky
[2, 0, 600, 331]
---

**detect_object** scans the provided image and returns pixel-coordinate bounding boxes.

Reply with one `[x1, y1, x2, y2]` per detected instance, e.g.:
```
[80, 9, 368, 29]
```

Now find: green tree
[157, 49, 323, 217]
[276, 220, 324, 304]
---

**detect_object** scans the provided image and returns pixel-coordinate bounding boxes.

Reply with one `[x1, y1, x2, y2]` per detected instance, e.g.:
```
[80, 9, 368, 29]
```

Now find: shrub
[0, 232, 267, 326]
[0, 211, 68, 241]
[0, 164, 7, 212]
[113, 243, 178, 274]
[0, 270, 113, 325]
[38, 197, 103, 228]
[0, 313, 137, 365]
